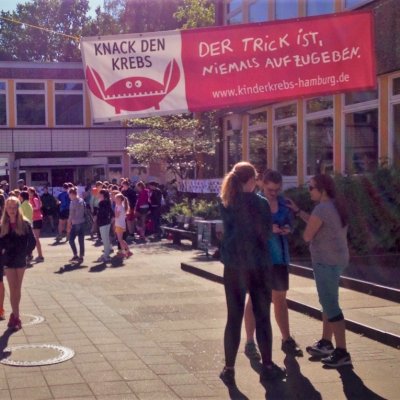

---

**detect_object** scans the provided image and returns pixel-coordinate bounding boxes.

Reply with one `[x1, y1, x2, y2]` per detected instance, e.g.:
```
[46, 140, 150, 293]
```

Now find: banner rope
[0, 15, 80, 42]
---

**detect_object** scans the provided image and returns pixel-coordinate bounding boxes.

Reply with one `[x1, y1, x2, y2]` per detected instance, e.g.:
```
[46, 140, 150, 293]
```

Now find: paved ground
[0, 236, 397, 400]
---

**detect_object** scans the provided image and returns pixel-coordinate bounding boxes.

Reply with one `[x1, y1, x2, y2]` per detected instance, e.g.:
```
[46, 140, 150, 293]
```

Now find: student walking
[287, 174, 351, 368]
[97, 189, 114, 263]
[114, 193, 132, 258]
[28, 187, 44, 262]
[244, 170, 302, 359]
[40, 186, 57, 232]
[0, 196, 36, 331]
[134, 181, 150, 241]
[219, 162, 286, 386]
[67, 188, 86, 263]
[57, 183, 70, 241]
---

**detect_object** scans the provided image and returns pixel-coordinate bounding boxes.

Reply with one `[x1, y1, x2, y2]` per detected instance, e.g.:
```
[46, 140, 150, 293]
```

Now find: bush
[285, 167, 400, 256]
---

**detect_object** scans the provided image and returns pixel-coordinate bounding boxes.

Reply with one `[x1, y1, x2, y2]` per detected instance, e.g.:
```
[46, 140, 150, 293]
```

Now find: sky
[0, 0, 104, 17]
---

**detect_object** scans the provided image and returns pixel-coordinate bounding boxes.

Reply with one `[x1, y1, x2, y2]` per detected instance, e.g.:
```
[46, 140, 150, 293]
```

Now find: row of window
[226, 0, 373, 24]
[0, 81, 84, 127]
[226, 76, 400, 176]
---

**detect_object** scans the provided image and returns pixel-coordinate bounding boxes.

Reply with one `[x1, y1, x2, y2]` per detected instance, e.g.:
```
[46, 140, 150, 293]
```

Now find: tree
[174, 0, 215, 29]
[126, 0, 219, 181]
[127, 113, 218, 180]
[0, 0, 90, 61]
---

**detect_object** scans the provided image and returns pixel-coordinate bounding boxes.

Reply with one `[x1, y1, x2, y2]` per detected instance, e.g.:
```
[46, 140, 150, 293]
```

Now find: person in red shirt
[28, 187, 44, 262]
[135, 181, 150, 241]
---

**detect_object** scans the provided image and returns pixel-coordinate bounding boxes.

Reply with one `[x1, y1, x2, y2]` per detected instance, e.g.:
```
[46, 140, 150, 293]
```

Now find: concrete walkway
[0, 237, 397, 399]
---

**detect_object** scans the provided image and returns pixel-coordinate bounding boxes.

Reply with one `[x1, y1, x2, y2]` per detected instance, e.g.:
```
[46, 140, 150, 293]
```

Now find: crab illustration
[85, 59, 180, 113]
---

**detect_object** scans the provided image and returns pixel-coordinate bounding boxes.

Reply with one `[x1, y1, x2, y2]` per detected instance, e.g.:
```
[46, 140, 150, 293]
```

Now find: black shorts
[0, 265, 3, 282]
[4, 256, 27, 269]
[271, 264, 289, 291]
[33, 220, 43, 230]
[59, 209, 69, 220]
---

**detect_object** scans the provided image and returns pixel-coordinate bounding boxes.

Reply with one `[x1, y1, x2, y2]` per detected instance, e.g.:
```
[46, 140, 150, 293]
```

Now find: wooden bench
[162, 226, 198, 248]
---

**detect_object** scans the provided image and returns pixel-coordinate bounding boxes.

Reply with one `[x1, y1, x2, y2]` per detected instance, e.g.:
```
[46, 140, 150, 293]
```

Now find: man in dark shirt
[148, 181, 162, 240]
[121, 179, 137, 236]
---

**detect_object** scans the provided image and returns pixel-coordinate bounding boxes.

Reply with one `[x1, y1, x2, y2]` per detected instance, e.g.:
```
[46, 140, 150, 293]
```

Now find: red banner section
[181, 11, 376, 111]
[81, 11, 375, 121]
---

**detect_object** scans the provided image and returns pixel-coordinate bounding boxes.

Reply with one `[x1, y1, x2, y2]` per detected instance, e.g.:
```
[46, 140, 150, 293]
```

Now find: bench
[162, 226, 198, 248]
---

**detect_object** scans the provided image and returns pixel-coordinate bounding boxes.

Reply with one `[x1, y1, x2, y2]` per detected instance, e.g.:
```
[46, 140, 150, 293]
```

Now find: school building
[218, 0, 400, 187]
[0, 62, 152, 188]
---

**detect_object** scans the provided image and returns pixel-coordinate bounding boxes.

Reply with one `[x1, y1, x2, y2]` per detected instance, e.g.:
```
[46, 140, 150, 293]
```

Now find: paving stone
[49, 383, 93, 398]
[127, 379, 171, 393]
[43, 369, 85, 386]
[161, 373, 202, 386]
[80, 370, 122, 383]
[119, 369, 158, 381]
[171, 383, 216, 398]
[9, 386, 53, 400]
[88, 380, 132, 396]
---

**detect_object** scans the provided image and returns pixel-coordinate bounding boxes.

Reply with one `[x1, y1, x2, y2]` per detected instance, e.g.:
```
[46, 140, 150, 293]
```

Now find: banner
[81, 11, 375, 122]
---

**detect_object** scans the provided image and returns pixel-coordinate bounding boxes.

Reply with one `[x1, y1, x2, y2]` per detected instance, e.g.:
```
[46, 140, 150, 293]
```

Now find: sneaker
[35, 256, 44, 262]
[219, 367, 235, 386]
[321, 348, 352, 368]
[306, 339, 334, 357]
[282, 337, 303, 357]
[244, 341, 261, 361]
[260, 362, 286, 382]
[69, 255, 80, 262]
[0, 308, 5, 321]
[125, 251, 133, 258]
[77, 257, 84, 263]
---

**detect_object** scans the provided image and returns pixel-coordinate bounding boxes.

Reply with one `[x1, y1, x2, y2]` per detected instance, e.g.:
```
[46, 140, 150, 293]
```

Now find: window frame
[304, 97, 334, 179]
[342, 89, 380, 174]
[247, 106, 268, 171]
[343, 0, 374, 10]
[53, 80, 85, 127]
[15, 80, 47, 127]
[389, 73, 400, 166]
[0, 80, 8, 127]
[272, 101, 298, 177]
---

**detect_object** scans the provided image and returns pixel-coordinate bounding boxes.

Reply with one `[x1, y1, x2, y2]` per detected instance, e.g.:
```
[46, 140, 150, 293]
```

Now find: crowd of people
[0, 176, 166, 331]
[0, 166, 351, 387]
[219, 162, 351, 386]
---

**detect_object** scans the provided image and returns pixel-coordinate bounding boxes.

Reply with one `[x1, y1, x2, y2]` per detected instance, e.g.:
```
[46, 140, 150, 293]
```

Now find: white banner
[81, 31, 188, 122]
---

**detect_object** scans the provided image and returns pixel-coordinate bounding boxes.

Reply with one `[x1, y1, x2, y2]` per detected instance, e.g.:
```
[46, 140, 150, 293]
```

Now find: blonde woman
[0, 196, 36, 330]
[219, 162, 285, 386]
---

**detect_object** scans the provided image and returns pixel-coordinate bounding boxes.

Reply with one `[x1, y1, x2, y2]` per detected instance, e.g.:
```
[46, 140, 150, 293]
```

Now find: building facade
[219, 0, 400, 187]
[0, 62, 150, 188]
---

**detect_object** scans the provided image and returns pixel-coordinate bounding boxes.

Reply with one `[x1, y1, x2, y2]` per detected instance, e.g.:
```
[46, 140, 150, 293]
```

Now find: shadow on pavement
[54, 263, 87, 274]
[337, 365, 388, 400]
[228, 385, 250, 400]
[89, 263, 107, 273]
[283, 355, 322, 400]
[0, 328, 16, 360]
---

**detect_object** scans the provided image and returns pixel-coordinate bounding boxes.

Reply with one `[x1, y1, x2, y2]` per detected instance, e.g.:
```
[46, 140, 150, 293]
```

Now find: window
[276, 125, 297, 176]
[345, 90, 378, 106]
[249, 130, 268, 172]
[275, 103, 297, 120]
[345, 0, 373, 9]
[393, 104, 400, 168]
[227, 0, 243, 13]
[16, 81, 46, 126]
[307, 117, 334, 175]
[393, 77, 400, 96]
[345, 109, 378, 173]
[55, 81, 84, 126]
[227, 133, 242, 171]
[107, 156, 122, 165]
[227, 0, 243, 24]
[249, 110, 267, 126]
[306, 96, 333, 113]
[0, 82, 6, 126]
[306, 0, 334, 16]
[275, 0, 298, 20]
[249, 0, 268, 22]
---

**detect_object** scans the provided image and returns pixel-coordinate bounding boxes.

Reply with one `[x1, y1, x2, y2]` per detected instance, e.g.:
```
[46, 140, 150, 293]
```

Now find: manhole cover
[0, 344, 74, 366]
[20, 314, 45, 327]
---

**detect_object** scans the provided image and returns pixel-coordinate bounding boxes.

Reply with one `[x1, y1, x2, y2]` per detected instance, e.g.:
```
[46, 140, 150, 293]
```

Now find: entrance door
[51, 168, 74, 187]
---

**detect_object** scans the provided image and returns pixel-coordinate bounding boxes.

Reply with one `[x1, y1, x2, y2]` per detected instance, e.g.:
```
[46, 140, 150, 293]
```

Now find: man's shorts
[59, 209, 69, 220]
[33, 220, 43, 230]
[271, 264, 289, 291]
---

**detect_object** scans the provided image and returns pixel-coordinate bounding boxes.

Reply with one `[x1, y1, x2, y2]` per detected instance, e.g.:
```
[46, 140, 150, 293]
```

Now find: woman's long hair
[115, 193, 129, 213]
[313, 174, 348, 227]
[0, 196, 29, 237]
[220, 162, 256, 207]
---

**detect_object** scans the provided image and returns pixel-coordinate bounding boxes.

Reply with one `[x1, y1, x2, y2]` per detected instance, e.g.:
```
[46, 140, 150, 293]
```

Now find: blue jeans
[99, 224, 111, 258]
[313, 263, 345, 320]
[69, 223, 85, 257]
